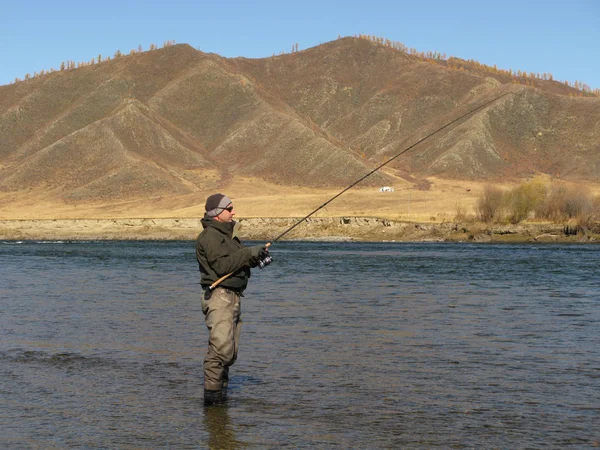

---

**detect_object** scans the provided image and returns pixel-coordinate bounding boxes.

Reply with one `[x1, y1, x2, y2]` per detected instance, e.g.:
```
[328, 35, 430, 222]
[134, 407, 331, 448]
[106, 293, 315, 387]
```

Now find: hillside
[1, 37, 599, 213]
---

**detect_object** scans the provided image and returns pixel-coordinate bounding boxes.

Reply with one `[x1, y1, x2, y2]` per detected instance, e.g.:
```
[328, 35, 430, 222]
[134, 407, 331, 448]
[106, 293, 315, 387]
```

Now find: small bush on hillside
[506, 179, 547, 224]
[477, 185, 504, 222]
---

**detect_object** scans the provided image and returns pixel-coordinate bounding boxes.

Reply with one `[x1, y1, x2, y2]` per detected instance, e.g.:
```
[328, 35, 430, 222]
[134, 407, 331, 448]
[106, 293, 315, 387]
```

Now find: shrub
[589, 197, 600, 232]
[506, 179, 547, 224]
[537, 184, 567, 221]
[564, 221, 585, 236]
[537, 183, 594, 222]
[564, 186, 593, 218]
[571, 193, 600, 230]
[476, 180, 600, 227]
[477, 185, 504, 222]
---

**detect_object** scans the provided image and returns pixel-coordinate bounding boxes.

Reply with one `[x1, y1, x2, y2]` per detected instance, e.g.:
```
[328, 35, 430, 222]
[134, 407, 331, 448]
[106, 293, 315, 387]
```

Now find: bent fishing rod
[209, 91, 511, 290]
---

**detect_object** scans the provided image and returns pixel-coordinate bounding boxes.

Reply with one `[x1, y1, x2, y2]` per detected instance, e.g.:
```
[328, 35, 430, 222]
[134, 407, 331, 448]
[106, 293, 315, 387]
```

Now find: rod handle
[209, 243, 271, 290]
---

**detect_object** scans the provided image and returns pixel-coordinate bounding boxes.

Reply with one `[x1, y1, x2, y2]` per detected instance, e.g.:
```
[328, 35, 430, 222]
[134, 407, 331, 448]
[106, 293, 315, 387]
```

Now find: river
[1, 241, 599, 448]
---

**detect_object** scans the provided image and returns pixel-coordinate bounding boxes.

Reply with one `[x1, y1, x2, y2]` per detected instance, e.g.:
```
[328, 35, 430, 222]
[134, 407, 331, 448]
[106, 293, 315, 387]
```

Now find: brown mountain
[1, 37, 599, 204]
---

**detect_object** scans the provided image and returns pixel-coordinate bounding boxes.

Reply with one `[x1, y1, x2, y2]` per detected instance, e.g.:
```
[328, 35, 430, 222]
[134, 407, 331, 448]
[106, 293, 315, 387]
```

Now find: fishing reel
[258, 254, 273, 269]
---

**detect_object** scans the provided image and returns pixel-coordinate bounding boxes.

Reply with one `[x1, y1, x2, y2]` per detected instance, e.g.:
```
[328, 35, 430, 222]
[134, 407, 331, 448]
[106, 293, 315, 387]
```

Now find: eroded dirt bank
[0, 217, 597, 243]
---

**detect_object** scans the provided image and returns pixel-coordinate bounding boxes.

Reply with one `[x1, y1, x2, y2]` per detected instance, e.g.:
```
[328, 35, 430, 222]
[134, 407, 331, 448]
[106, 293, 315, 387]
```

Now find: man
[195, 193, 267, 406]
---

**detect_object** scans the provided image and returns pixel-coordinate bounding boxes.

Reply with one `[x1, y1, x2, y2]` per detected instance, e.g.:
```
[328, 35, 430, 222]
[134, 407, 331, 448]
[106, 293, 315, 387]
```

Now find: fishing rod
[269, 90, 511, 243]
[209, 90, 511, 290]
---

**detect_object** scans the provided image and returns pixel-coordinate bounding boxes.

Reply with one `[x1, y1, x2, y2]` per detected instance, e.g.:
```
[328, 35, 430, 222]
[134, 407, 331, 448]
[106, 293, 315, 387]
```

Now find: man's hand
[249, 245, 267, 259]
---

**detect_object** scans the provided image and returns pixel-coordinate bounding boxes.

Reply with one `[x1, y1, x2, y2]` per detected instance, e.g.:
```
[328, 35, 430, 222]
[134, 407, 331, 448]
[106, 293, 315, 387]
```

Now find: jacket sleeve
[202, 234, 253, 277]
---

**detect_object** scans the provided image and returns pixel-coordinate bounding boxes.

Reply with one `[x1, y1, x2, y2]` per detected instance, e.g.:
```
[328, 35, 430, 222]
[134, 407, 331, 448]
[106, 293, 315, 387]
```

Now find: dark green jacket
[195, 214, 254, 291]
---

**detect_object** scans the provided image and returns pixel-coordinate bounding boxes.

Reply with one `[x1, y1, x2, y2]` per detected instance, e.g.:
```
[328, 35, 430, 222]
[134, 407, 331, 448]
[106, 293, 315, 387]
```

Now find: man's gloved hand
[249, 245, 266, 259]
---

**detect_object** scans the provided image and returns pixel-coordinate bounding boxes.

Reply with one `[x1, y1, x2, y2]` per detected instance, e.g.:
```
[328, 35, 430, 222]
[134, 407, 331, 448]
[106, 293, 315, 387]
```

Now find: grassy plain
[0, 177, 490, 221]
[1, 177, 599, 242]
[2, 176, 599, 221]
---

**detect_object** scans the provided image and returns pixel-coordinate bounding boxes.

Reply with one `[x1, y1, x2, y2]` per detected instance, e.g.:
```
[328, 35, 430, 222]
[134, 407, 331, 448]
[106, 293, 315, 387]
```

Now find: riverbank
[1, 217, 597, 243]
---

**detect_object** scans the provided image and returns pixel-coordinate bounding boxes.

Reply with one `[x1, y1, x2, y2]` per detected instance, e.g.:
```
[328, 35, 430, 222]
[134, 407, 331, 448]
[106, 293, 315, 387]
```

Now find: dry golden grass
[7, 176, 596, 223]
[3, 176, 599, 242]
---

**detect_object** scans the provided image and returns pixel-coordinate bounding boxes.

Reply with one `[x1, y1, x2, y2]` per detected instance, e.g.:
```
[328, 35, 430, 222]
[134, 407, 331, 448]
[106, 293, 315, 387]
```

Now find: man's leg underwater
[223, 305, 242, 401]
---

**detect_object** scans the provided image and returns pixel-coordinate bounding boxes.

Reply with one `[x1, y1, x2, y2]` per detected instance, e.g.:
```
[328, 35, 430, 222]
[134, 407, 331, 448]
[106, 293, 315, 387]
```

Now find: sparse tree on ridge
[8, 35, 597, 96]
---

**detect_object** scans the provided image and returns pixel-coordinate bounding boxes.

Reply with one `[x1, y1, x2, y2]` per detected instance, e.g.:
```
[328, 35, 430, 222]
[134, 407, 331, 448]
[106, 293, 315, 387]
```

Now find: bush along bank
[475, 178, 600, 230]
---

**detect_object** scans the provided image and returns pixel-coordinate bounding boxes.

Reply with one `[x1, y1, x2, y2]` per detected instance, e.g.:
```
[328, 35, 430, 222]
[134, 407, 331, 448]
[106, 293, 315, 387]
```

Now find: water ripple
[1, 241, 599, 448]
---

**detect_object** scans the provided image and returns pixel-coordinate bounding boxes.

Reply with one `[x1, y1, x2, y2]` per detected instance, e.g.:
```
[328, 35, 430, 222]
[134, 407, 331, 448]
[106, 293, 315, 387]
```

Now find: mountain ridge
[1, 38, 598, 206]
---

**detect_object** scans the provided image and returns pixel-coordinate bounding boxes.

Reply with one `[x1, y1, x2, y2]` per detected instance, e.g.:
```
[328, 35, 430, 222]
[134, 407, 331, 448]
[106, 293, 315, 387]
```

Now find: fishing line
[269, 91, 512, 244]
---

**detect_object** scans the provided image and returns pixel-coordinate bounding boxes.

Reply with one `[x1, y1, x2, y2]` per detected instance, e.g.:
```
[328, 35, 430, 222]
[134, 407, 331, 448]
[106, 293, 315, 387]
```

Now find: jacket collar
[201, 213, 235, 237]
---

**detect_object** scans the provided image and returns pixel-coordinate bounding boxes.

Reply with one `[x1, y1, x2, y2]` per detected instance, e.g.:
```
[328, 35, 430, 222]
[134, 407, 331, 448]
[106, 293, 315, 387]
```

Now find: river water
[1, 240, 599, 449]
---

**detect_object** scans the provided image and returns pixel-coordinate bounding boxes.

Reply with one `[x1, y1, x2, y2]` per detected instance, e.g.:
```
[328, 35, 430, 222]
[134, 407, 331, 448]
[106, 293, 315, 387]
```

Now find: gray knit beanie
[205, 193, 232, 217]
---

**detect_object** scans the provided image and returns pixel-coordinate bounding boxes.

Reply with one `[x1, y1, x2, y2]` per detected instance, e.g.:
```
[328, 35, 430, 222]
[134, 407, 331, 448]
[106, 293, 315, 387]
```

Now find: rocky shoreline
[1, 217, 598, 243]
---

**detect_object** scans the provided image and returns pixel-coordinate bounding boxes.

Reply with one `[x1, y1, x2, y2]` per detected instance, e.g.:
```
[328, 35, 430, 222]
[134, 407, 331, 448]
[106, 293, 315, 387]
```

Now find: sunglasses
[223, 205, 234, 212]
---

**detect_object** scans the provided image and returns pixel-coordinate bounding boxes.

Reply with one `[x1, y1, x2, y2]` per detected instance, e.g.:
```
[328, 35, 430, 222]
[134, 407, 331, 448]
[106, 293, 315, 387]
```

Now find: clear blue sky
[1, 0, 599, 90]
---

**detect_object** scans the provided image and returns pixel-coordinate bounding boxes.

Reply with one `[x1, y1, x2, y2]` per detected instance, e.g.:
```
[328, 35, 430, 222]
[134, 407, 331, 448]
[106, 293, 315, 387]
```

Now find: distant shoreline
[1, 218, 598, 243]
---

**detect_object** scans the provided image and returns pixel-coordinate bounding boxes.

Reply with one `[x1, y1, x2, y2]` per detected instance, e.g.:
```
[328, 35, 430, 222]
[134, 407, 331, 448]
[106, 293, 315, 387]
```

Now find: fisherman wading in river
[195, 194, 269, 406]
[194, 93, 510, 406]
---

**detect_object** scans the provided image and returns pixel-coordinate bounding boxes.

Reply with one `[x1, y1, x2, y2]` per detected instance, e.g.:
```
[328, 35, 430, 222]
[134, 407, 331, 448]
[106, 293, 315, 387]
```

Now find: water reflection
[203, 405, 245, 449]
